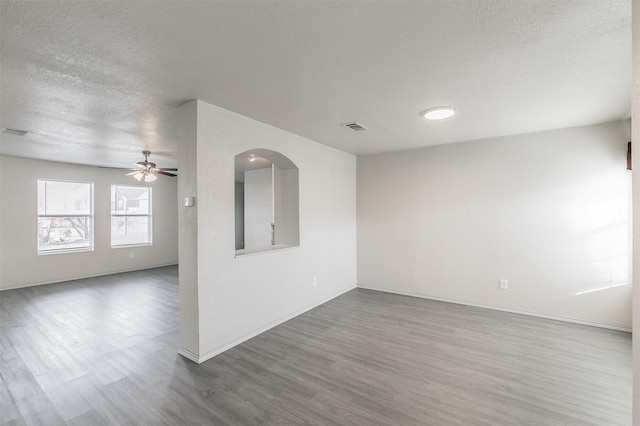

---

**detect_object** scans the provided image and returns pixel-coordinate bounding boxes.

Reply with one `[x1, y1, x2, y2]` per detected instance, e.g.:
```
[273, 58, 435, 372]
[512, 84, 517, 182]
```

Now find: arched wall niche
[234, 149, 300, 255]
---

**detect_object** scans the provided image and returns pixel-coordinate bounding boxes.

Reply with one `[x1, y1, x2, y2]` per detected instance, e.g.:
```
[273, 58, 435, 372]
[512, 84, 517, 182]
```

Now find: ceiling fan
[127, 150, 178, 183]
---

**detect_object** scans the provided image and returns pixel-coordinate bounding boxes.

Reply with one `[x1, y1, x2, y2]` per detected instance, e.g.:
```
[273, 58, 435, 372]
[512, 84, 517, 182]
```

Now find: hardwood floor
[0, 266, 631, 425]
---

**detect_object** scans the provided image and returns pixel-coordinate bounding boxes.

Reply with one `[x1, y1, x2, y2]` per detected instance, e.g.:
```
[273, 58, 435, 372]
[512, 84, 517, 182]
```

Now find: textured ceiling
[0, 0, 631, 169]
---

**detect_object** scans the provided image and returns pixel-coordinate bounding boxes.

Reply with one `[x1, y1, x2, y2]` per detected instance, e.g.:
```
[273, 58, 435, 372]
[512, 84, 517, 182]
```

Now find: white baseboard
[177, 346, 200, 363]
[357, 285, 632, 333]
[179, 285, 357, 364]
[0, 263, 178, 291]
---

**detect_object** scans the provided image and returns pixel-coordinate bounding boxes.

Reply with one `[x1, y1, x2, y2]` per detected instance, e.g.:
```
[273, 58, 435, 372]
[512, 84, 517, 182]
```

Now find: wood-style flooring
[0, 266, 631, 425]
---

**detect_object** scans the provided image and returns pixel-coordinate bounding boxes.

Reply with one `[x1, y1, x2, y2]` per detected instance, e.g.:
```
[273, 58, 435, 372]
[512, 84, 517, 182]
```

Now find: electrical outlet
[312, 277, 318, 287]
[129, 252, 134, 259]
[499, 279, 508, 290]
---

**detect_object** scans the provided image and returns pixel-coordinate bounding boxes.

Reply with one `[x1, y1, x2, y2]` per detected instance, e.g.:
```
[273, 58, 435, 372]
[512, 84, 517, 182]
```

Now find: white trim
[234, 244, 300, 258]
[37, 246, 94, 256]
[0, 263, 178, 291]
[177, 346, 200, 363]
[181, 285, 357, 364]
[110, 243, 153, 249]
[357, 285, 632, 333]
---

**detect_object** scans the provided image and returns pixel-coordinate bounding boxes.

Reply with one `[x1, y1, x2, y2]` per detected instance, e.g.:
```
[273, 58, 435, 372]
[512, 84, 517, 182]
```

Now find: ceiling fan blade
[159, 168, 178, 171]
[128, 151, 175, 180]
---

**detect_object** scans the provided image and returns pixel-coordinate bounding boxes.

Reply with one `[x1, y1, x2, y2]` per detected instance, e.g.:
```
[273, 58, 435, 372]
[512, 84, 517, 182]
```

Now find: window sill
[38, 247, 94, 256]
[111, 243, 153, 249]
[235, 244, 299, 258]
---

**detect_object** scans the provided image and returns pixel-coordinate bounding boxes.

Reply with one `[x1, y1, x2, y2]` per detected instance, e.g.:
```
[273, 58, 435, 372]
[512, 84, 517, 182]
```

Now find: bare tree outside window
[37, 180, 93, 253]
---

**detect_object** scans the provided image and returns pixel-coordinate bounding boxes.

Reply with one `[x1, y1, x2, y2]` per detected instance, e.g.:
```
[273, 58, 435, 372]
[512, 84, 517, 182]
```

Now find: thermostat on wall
[183, 197, 195, 207]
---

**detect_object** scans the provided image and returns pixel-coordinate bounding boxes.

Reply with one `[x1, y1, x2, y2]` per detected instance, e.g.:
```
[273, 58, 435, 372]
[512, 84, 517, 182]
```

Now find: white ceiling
[0, 1, 631, 169]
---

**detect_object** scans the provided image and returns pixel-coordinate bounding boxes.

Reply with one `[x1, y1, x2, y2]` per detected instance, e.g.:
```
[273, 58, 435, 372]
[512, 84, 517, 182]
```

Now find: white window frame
[110, 185, 153, 248]
[37, 179, 94, 255]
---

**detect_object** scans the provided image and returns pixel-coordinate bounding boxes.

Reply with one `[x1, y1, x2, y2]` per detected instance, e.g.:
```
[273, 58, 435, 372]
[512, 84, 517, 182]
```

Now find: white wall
[244, 167, 273, 249]
[177, 100, 357, 362]
[631, 0, 639, 421]
[0, 156, 179, 290]
[358, 121, 631, 329]
[235, 182, 244, 250]
[274, 168, 300, 247]
[177, 100, 200, 355]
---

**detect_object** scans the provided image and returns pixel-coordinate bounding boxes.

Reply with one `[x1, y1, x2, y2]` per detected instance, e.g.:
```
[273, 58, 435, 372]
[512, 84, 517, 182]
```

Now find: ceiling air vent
[341, 121, 367, 132]
[1, 127, 30, 136]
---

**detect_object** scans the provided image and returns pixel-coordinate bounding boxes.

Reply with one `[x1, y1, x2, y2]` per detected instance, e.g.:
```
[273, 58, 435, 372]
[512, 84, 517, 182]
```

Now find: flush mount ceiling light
[422, 106, 455, 120]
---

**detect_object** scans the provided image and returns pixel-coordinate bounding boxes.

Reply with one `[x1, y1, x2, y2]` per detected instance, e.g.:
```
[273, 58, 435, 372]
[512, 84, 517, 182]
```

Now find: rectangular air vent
[341, 121, 367, 132]
[1, 128, 29, 136]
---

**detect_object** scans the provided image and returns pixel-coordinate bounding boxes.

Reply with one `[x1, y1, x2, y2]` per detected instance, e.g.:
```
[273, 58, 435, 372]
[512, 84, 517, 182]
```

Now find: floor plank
[0, 266, 631, 425]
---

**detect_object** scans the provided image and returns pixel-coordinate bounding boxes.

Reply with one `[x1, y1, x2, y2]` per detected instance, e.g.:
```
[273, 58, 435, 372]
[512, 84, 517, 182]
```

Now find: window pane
[111, 216, 151, 246]
[39, 180, 92, 215]
[111, 185, 152, 247]
[111, 186, 150, 215]
[37, 180, 94, 254]
[38, 216, 92, 251]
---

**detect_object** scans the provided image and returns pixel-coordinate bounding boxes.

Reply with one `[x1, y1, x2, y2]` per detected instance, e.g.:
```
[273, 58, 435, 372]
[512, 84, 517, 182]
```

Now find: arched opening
[234, 149, 299, 255]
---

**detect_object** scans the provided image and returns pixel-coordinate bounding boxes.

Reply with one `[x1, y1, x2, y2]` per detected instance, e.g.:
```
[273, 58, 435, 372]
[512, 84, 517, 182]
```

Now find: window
[111, 185, 152, 247]
[37, 180, 94, 254]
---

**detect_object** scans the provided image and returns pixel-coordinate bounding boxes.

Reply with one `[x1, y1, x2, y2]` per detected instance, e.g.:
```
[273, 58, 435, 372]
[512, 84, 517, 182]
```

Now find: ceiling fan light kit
[130, 170, 158, 183]
[127, 150, 177, 183]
